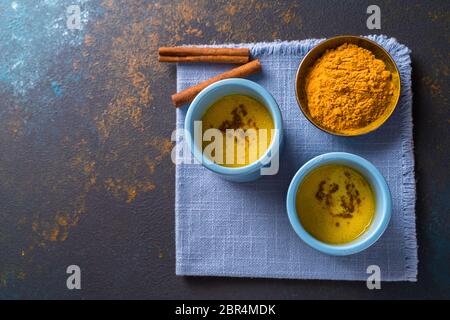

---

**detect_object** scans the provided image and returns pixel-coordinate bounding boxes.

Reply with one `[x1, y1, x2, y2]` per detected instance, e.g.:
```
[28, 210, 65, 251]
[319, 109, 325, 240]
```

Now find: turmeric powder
[305, 43, 397, 134]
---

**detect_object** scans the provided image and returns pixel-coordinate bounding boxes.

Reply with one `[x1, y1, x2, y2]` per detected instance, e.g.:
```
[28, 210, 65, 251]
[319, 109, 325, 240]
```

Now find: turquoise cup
[184, 78, 283, 182]
[286, 152, 392, 255]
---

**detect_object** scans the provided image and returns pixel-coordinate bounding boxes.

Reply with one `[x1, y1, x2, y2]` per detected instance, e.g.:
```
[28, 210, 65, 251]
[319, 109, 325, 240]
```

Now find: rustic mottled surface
[0, 0, 448, 299]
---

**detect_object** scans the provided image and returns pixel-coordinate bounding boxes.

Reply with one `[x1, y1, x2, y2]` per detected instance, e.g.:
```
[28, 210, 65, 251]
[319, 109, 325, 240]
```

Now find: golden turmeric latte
[296, 164, 375, 244]
[305, 43, 398, 134]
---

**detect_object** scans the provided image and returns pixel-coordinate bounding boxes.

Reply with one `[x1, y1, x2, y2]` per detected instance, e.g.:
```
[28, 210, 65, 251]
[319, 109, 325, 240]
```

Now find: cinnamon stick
[171, 59, 262, 108]
[159, 55, 249, 64]
[159, 47, 249, 57]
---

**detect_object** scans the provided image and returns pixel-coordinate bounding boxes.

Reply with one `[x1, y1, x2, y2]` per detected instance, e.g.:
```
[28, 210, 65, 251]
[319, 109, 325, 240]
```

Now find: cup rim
[286, 152, 392, 255]
[184, 78, 283, 176]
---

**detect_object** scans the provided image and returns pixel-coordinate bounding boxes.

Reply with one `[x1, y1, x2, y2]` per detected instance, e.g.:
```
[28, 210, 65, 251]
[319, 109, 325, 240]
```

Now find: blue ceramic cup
[185, 78, 283, 182]
[286, 152, 392, 255]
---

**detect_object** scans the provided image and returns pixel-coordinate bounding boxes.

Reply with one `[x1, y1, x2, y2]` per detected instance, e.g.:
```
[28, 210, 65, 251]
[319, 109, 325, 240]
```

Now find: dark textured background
[0, 0, 448, 299]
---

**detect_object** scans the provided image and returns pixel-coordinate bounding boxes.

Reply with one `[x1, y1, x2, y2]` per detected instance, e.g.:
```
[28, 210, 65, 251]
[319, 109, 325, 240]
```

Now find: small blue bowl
[286, 152, 392, 255]
[185, 78, 283, 182]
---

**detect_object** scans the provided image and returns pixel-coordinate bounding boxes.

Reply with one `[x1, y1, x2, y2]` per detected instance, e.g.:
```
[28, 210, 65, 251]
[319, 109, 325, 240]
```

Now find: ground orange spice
[305, 43, 397, 133]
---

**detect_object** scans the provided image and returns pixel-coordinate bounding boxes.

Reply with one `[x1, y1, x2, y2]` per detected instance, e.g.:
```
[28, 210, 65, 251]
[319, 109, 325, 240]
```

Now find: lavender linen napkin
[175, 35, 417, 281]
